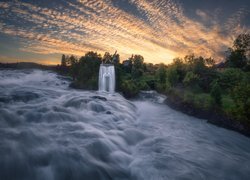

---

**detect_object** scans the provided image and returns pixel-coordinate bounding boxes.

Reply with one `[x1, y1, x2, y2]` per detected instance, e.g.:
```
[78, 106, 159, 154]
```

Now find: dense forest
[58, 33, 250, 132]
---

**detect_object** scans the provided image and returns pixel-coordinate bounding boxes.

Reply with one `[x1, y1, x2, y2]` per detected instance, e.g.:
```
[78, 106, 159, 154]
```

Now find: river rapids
[0, 69, 250, 180]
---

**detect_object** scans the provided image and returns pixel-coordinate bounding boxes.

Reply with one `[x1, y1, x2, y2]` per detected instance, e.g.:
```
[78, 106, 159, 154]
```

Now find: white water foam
[1, 69, 250, 180]
[98, 64, 115, 93]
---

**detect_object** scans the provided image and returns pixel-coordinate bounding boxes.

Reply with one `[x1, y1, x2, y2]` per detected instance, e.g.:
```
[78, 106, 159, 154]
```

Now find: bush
[183, 91, 195, 103]
[230, 83, 250, 122]
[120, 80, 139, 98]
[221, 95, 236, 116]
[193, 93, 213, 110]
[167, 67, 179, 86]
[137, 80, 150, 90]
[156, 82, 166, 93]
[219, 68, 244, 91]
[183, 71, 199, 87]
[210, 81, 222, 106]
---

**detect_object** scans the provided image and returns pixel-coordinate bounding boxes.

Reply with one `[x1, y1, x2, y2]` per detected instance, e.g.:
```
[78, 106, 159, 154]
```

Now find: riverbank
[69, 81, 250, 137]
[163, 90, 250, 137]
[1, 64, 249, 137]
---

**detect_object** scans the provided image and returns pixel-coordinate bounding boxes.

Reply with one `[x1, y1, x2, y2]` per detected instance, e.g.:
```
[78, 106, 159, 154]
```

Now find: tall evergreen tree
[61, 54, 66, 67]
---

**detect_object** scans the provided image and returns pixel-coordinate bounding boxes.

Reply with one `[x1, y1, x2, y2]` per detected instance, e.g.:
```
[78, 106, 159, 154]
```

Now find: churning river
[0, 69, 250, 180]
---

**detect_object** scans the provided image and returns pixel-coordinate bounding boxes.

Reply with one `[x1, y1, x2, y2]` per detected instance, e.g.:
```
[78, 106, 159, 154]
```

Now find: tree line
[58, 33, 250, 125]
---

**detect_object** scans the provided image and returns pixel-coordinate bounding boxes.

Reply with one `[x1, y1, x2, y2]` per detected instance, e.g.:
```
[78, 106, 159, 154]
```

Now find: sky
[0, 0, 250, 65]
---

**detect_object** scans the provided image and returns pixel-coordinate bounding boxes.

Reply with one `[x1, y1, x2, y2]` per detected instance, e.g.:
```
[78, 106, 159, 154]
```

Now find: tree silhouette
[61, 54, 67, 67]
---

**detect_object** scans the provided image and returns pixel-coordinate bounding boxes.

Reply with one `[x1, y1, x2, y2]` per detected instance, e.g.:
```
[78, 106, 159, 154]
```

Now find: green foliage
[193, 93, 213, 110]
[221, 95, 236, 116]
[230, 83, 250, 122]
[122, 60, 132, 73]
[155, 83, 166, 93]
[226, 33, 250, 70]
[156, 63, 167, 84]
[183, 71, 199, 87]
[219, 68, 244, 91]
[120, 80, 139, 98]
[166, 67, 179, 87]
[210, 81, 222, 106]
[184, 55, 212, 73]
[172, 58, 186, 82]
[131, 55, 144, 79]
[68, 55, 78, 80]
[227, 49, 247, 69]
[183, 91, 194, 103]
[137, 80, 150, 90]
[73, 51, 102, 89]
[183, 91, 212, 110]
[60, 34, 250, 125]
[145, 63, 157, 75]
[154, 64, 167, 92]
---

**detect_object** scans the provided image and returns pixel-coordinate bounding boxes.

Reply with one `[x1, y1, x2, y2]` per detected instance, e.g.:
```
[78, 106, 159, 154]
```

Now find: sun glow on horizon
[0, 0, 249, 64]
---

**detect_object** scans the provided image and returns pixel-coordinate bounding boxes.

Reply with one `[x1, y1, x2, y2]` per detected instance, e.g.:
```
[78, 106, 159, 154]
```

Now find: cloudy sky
[0, 0, 250, 65]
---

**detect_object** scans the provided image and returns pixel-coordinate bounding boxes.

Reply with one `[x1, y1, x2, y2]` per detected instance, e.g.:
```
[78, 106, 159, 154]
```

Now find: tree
[102, 52, 112, 64]
[205, 57, 215, 67]
[131, 55, 144, 79]
[172, 58, 186, 82]
[68, 55, 77, 65]
[61, 54, 67, 67]
[132, 55, 144, 68]
[156, 63, 167, 84]
[167, 67, 179, 87]
[68, 55, 78, 81]
[192, 57, 206, 74]
[183, 71, 199, 87]
[233, 33, 250, 55]
[226, 49, 247, 69]
[120, 80, 139, 98]
[155, 63, 167, 92]
[112, 53, 120, 65]
[145, 63, 156, 75]
[210, 81, 222, 106]
[231, 83, 250, 121]
[76, 51, 102, 89]
[219, 68, 244, 91]
[184, 54, 196, 65]
[226, 33, 250, 70]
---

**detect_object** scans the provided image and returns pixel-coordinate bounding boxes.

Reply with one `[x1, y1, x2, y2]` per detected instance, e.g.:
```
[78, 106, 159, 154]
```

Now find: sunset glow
[0, 0, 249, 64]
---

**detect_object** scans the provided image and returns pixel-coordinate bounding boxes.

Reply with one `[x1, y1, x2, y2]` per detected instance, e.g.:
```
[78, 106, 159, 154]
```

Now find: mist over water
[0, 70, 250, 180]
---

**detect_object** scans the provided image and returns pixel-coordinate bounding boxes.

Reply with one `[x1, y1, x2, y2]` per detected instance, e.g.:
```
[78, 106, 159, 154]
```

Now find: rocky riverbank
[164, 92, 250, 137]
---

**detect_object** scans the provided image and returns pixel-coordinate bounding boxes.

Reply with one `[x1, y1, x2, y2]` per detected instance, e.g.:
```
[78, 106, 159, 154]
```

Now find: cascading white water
[1, 70, 250, 180]
[98, 64, 115, 93]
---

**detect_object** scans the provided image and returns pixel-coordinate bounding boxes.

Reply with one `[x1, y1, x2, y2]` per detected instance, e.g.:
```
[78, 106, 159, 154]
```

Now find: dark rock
[106, 111, 112, 114]
[91, 96, 107, 101]
[11, 91, 39, 102]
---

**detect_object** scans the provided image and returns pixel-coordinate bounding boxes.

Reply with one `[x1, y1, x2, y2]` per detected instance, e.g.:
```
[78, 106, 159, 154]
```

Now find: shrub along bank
[58, 34, 250, 136]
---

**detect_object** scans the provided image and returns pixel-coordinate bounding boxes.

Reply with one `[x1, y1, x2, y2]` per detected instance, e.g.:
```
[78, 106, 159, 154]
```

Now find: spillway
[98, 64, 115, 93]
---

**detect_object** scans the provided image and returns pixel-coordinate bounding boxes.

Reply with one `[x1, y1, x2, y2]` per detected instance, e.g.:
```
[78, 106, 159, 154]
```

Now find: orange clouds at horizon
[0, 55, 59, 65]
[0, 0, 249, 65]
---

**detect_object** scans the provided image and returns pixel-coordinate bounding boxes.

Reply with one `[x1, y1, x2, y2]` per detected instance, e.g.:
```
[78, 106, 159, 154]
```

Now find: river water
[0, 70, 250, 180]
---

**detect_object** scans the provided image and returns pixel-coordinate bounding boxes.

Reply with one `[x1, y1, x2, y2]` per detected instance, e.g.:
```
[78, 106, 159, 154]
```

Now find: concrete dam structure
[98, 64, 115, 93]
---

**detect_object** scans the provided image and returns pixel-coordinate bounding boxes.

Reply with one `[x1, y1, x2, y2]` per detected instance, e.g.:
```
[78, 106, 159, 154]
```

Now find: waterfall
[98, 64, 115, 93]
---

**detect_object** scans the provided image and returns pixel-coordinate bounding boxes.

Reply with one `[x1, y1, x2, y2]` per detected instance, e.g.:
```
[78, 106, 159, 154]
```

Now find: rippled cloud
[0, 0, 249, 64]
